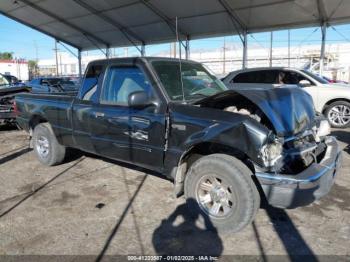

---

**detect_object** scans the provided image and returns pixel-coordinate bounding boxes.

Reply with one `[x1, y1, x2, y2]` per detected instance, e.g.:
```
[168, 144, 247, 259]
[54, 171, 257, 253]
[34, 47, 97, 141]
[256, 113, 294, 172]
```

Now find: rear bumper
[0, 110, 16, 120]
[256, 136, 341, 208]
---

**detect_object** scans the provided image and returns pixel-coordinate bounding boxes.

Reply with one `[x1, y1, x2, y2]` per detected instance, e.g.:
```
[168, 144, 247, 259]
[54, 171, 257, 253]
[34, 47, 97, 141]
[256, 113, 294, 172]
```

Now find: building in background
[0, 59, 29, 80]
[36, 42, 350, 82]
[38, 52, 104, 77]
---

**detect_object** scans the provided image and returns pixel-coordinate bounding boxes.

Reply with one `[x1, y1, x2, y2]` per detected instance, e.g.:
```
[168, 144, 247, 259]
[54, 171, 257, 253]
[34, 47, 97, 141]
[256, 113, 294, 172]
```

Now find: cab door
[89, 64, 166, 171]
[71, 63, 104, 153]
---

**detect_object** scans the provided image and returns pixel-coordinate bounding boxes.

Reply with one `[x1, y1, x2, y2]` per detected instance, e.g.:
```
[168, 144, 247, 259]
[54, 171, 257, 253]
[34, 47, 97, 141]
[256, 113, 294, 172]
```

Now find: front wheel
[325, 101, 350, 128]
[184, 154, 260, 233]
[33, 123, 66, 166]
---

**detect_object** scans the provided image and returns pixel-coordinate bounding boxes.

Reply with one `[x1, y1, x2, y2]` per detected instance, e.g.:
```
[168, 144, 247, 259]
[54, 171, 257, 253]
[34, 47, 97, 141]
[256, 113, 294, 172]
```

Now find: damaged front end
[0, 86, 30, 124]
[195, 88, 341, 208]
[0, 94, 17, 124]
[255, 114, 341, 209]
[259, 116, 331, 174]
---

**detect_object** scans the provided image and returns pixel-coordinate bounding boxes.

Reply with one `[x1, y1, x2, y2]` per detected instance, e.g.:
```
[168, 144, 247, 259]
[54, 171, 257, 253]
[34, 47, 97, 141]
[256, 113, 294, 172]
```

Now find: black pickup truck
[15, 57, 342, 232]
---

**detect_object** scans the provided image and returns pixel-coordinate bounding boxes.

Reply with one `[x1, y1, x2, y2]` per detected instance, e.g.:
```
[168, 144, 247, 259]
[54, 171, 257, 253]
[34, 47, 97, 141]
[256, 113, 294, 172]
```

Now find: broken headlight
[261, 140, 283, 167]
[317, 119, 331, 138]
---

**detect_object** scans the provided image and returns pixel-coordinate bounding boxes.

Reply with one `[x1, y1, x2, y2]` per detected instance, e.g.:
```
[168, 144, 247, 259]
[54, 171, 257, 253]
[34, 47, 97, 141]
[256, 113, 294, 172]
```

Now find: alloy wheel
[328, 105, 350, 127]
[196, 174, 235, 218]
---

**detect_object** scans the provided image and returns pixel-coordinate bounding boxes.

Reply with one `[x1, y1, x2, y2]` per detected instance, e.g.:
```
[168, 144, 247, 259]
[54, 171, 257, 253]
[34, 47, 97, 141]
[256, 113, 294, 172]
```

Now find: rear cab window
[80, 64, 104, 102]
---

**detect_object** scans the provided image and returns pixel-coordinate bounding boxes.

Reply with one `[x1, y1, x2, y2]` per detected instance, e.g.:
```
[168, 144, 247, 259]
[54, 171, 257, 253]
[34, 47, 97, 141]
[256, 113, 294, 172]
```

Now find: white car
[222, 67, 350, 128]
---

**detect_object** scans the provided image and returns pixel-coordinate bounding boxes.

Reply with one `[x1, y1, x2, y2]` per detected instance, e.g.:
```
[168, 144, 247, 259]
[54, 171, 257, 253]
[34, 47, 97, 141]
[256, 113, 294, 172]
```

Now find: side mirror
[128, 91, 152, 109]
[299, 79, 312, 87]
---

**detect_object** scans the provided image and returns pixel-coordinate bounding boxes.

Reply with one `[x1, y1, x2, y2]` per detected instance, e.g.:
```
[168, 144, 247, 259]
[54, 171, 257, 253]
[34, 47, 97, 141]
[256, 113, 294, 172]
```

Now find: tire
[325, 101, 350, 128]
[184, 154, 260, 233]
[32, 123, 66, 166]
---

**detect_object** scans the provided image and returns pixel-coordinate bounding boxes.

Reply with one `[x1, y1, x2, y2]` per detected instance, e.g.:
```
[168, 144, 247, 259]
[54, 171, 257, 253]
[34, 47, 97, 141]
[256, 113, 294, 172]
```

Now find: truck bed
[15, 92, 76, 138]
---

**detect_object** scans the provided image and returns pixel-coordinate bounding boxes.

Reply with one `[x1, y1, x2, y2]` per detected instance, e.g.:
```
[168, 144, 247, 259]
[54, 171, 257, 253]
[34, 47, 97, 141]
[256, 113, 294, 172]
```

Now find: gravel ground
[0, 126, 349, 259]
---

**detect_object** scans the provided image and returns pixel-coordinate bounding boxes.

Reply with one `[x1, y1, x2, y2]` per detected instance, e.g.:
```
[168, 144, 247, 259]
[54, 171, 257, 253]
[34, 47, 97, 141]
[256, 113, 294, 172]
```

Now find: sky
[2, 14, 350, 60]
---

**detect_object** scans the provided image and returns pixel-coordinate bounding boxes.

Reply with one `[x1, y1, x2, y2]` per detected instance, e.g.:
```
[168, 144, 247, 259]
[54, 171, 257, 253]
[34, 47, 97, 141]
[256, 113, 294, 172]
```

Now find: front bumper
[256, 136, 342, 208]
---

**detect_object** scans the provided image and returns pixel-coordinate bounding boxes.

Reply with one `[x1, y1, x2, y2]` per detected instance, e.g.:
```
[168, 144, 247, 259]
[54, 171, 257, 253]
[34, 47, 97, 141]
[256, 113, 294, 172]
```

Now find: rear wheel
[33, 123, 65, 166]
[184, 154, 260, 233]
[325, 101, 350, 128]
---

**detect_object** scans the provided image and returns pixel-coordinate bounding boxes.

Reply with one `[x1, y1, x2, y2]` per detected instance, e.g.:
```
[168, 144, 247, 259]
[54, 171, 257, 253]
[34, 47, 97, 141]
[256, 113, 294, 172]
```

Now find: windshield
[152, 60, 227, 101]
[301, 70, 329, 84]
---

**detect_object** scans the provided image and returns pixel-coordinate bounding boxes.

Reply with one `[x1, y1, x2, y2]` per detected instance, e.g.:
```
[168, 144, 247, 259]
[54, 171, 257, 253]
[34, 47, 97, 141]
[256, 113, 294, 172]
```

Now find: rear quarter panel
[16, 93, 75, 146]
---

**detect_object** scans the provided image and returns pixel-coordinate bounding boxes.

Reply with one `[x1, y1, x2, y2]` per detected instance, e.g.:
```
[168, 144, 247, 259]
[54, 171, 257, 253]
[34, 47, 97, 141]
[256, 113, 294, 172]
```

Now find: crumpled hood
[196, 87, 316, 137]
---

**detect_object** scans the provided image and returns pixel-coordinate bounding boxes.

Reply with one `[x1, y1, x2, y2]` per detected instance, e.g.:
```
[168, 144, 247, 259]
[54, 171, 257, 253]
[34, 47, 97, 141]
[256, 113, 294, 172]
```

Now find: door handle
[94, 112, 105, 118]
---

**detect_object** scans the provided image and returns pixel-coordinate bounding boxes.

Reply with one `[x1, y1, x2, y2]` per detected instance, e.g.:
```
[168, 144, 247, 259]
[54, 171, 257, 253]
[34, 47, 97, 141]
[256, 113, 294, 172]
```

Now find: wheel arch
[29, 114, 48, 133]
[173, 141, 256, 197]
[322, 98, 350, 113]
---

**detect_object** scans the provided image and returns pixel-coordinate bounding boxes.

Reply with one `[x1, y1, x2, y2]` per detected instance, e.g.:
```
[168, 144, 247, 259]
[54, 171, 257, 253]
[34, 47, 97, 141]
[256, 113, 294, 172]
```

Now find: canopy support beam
[72, 0, 144, 53]
[218, 0, 246, 43]
[320, 22, 327, 75]
[141, 44, 146, 56]
[317, 0, 328, 24]
[18, 0, 109, 48]
[0, 10, 80, 50]
[185, 38, 190, 59]
[57, 41, 78, 58]
[288, 29, 291, 67]
[141, 0, 187, 49]
[242, 30, 248, 69]
[269, 31, 273, 67]
[54, 40, 59, 76]
[78, 49, 82, 79]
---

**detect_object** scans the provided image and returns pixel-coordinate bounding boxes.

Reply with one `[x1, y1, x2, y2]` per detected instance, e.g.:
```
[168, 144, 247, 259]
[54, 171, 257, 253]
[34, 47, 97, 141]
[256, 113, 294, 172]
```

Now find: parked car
[222, 67, 350, 128]
[15, 58, 341, 232]
[0, 74, 30, 125]
[28, 77, 79, 93]
[1, 74, 25, 86]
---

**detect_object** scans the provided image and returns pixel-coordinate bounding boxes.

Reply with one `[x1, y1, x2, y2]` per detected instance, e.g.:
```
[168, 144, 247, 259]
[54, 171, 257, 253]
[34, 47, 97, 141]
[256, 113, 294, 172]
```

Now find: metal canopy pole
[269, 31, 273, 67]
[141, 44, 146, 56]
[106, 47, 110, 58]
[54, 40, 59, 76]
[78, 49, 82, 80]
[242, 31, 248, 69]
[185, 38, 190, 59]
[320, 23, 327, 75]
[288, 30, 291, 67]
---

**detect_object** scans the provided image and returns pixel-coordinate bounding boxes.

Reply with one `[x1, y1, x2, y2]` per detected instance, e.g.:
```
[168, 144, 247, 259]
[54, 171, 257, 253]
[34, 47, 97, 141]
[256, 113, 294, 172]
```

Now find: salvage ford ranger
[15, 57, 342, 232]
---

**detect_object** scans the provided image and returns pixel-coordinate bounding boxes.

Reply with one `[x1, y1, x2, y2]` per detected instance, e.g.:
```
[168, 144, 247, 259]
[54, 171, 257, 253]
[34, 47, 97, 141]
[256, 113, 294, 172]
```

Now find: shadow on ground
[0, 158, 84, 218]
[0, 147, 32, 165]
[331, 129, 350, 145]
[152, 199, 223, 256]
[262, 205, 318, 261]
[0, 123, 19, 132]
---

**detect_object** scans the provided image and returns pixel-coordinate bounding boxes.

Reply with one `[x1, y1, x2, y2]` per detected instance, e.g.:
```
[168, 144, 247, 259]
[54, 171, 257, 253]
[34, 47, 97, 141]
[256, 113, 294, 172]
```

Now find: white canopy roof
[0, 0, 349, 51]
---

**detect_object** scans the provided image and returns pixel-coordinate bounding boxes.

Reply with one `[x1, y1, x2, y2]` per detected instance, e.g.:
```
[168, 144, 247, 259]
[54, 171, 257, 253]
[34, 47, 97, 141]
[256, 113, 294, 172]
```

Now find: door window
[100, 67, 153, 106]
[232, 70, 278, 84]
[282, 71, 315, 85]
